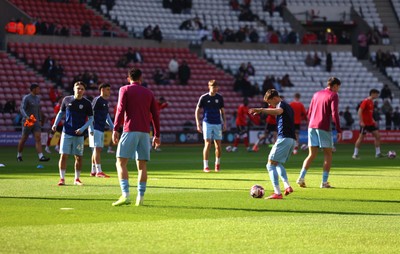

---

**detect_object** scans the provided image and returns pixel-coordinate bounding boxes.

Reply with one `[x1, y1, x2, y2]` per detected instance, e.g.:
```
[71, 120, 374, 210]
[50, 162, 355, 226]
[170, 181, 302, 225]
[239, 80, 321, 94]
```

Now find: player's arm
[76, 116, 94, 135]
[20, 96, 28, 118]
[220, 108, 226, 131]
[195, 106, 202, 133]
[106, 113, 114, 130]
[249, 107, 283, 115]
[52, 110, 64, 132]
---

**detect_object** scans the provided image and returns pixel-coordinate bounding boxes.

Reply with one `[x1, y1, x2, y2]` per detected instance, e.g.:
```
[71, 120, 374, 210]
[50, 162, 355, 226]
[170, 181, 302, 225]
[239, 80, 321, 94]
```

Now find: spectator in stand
[357, 31, 368, 59]
[42, 56, 55, 78]
[262, 75, 276, 95]
[49, 85, 63, 104]
[178, 60, 191, 85]
[266, 25, 279, 44]
[212, 27, 224, 44]
[343, 106, 354, 130]
[246, 62, 255, 76]
[152, 25, 163, 43]
[313, 52, 321, 66]
[326, 52, 333, 72]
[248, 26, 259, 43]
[3, 100, 16, 113]
[223, 28, 236, 42]
[230, 0, 240, 10]
[380, 84, 392, 102]
[392, 107, 400, 130]
[80, 21, 91, 37]
[280, 74, 294, 87]
[60, 24, 70, 36]
[305, 53, 314, 66]
[25, 20, 36, 35]
[168, 56, 179, 80]
[325, 28, 337, 44]
[338, 31, 351, 44]
[263, 0, 275, 17]
[35, 18, 48, 35]
[143, 25, 153, 39]
[381, 99, 393, 130]
[381, 25, 390, 45]
[116, 48, 144, 68]
[237, 63, 247, 78]
[153, 67, 170, 85]
[5, 18, 17, 34]
[275, 0, 287, 16]
[235, 26, 246, 42]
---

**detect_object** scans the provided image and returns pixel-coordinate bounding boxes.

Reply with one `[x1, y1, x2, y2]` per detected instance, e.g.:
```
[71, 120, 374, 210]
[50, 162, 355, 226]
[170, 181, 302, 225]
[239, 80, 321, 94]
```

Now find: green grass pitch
[0, 144, 399, 253]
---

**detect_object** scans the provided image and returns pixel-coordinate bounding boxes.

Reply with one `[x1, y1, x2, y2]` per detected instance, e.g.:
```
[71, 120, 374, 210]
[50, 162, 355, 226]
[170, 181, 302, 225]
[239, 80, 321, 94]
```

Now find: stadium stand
[8, 42, 260, 132]
[0, 51, 53, 131]
[106, 0, 292, 42]
[8, 0, 128, 37]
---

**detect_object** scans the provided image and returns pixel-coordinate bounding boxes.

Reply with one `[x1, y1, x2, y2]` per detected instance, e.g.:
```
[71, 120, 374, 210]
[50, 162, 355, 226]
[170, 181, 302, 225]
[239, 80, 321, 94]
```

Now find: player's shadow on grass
[147, 204, 400, 216]
[155, 177, 257, 182]
[296, 196, 400, 204]
[150, 186, 243, 191]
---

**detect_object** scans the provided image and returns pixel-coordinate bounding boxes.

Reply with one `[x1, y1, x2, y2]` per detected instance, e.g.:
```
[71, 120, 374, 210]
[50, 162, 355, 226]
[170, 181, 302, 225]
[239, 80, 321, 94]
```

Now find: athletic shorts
[60, 133, 84, 156]
[21, 121, 41, 136]
[268, 137, 296, 163]
[308, 128, 333, 148]
[360, 125, 378, 134]
[266, 124, 277, 132]
[116, 131, 150, 161]
[294, 124, 301, 131]
[202, 122, 222, 140]
[89, 129, 104, 148]
[236, 125, 249, 136]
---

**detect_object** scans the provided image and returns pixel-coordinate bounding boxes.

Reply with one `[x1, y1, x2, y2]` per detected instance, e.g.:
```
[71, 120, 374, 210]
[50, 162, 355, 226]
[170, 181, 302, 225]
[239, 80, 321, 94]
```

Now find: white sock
[354, 148, 359, 156]
[96, 164, 102, 173]
[376, 147, 380, 155]
[203, 160, 208, 168]
[283, 181, 290, 189]
[38, 153, 43, 159]
[59, 169, 66, 179]
[216, 157, 221, 165]
[273, 185, 281, 195]
[75, 170, 81, 180]
[17, 152, 22, 157]
[91, 164, 96, 173]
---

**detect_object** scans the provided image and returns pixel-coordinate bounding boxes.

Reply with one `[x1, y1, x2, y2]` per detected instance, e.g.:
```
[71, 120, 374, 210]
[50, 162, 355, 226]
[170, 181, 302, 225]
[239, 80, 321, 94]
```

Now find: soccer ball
[226, 146, 232, 152]
[250, 185, 265, 198]
[388, 151, 396, 159]
[300, 144, 308, 150]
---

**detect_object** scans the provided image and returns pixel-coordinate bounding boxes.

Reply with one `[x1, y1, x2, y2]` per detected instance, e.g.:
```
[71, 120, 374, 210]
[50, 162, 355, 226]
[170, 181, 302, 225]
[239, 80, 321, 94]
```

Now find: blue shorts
[21, 121, 41, 136]
[268, 137, 296, 163]
[202, 122, 222, 140]
[308, 128, 333, 148]
[89, 130, 104, 148]
[60, 133, 84, 156]
[116, 132, 150, 161]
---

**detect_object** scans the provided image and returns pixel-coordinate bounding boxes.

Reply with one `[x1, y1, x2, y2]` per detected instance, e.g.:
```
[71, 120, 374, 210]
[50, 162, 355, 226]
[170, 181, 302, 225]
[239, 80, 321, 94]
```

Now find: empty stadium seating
[8, 0, 128, 37]
[0, 51, 53, 131]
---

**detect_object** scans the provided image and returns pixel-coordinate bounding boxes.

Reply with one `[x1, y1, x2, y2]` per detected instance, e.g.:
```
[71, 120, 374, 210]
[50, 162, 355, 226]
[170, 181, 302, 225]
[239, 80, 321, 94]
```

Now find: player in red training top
[252, 104, 277, 152]
[232, 97, 252, 152]
[352, 89, 383, 159]
[289, 93, 307, 154]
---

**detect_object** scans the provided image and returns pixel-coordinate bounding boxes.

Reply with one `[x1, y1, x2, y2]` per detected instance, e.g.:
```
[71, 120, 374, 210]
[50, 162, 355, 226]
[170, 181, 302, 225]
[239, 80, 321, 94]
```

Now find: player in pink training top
[111, 68, 161, 207]
[296, 77, 342, 189]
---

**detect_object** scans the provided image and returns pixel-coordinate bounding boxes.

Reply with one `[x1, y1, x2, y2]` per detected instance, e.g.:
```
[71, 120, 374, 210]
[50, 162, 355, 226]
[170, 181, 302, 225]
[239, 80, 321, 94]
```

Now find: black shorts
[266, 124, 277, 132]
[294, 124, 301, 131]
[236, 125, 248, 135]
[360, 125, 378, 134]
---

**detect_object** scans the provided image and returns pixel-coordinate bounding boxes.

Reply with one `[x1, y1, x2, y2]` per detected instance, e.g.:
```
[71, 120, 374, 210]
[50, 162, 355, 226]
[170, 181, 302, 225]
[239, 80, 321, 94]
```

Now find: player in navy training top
[52, 81, 93, 186]
[195, 80, 226, 172]
[249, 89, 296, 199]
[89, 83, 114, 178]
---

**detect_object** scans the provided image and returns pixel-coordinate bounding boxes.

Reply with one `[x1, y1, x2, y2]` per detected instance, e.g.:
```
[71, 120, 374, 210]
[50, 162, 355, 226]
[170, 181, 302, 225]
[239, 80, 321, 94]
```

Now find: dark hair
[294, 93, 301, 99]
[98, 83, 110, 91]
[370, 89, 380, 95]
[327, 77, 341, 87]
[30, 83, 39, 91]
[264, 89, 279, 101]
[74, 81, 87, 89]
[128, 67, 142, 81]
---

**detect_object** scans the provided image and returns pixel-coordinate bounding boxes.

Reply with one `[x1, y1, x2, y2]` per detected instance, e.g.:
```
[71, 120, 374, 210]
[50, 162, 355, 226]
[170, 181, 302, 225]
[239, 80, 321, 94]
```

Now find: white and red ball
[388, 150, 396, 159]
[250, 184, 265, 198]
[225, 146, 232, 152]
